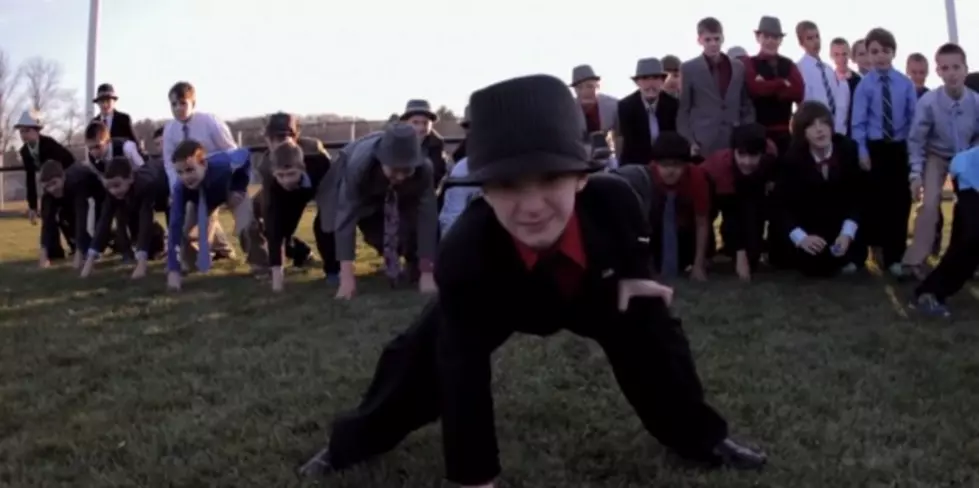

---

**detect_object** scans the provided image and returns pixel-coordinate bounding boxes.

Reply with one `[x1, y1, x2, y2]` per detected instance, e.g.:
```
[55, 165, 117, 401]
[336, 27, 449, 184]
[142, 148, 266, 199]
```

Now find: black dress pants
[916, 190, 979, 302]
[864, 140, 911, 266]
[326, 297, 728, 474]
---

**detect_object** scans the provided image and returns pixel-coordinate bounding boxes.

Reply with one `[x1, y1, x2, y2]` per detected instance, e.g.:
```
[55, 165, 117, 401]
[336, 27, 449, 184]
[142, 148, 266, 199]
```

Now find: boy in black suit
[615, 57, 678, 165]
[91, 83, 138, 143]
[35, 160, 106, 269]
[261, 140, 337, 291]
[80, 157, 169, 279]
[776, 101, 864, 276]
[300, 74, 765, 488]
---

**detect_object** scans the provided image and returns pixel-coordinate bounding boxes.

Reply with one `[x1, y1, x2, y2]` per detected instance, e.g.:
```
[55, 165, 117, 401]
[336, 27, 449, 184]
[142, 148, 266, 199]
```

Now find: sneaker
[324, 273, 340, 286]
[888, 263, 905, 278]
[908, 293, 951, 318]
[840, 263, 858, 275]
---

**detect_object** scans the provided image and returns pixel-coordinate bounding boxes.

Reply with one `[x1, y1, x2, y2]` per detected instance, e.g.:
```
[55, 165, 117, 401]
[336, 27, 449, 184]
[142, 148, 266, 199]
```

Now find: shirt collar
[513, 211, 587, 270]
[811, 144, 834, 163]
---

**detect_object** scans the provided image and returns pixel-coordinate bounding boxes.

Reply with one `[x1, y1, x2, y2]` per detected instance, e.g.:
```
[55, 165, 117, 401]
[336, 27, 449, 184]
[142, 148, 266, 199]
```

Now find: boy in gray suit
[678, 17, 755, 155]
[318, 123, 439, 299]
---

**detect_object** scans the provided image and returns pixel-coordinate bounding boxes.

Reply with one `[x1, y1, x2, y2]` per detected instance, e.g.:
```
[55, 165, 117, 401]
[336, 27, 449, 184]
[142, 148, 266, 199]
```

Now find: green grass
[1, 208, 979, 488]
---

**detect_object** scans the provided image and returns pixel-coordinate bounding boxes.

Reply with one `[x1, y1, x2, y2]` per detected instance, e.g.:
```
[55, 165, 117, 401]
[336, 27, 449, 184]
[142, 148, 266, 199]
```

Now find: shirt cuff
[87, 249, 100, 259]
[135, 251, 148, 261]
[840, 220, 858, 239]
[419, 259, 434, 273]
[789, 228, 808, 246]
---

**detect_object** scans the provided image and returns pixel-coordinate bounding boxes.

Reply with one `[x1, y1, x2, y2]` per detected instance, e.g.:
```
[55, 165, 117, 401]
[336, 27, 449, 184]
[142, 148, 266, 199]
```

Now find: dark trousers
[789, 238, 863, 277]
[326, 297, 729, 471]
[274, 204, 339, 274]
[46, 215, 77, 260]
[864, 140, 912, 266]
[916, 190, 979, 302]
[359, 209, 419, 266]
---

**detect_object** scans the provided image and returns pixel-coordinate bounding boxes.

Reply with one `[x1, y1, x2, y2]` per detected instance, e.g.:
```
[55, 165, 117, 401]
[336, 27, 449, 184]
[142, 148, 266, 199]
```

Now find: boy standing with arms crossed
[850, 28, 918, 276]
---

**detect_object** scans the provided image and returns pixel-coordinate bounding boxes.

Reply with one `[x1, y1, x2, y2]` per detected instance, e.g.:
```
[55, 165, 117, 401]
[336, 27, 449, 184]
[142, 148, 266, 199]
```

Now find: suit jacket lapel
[576, 200, 617, 277]
[695, 57, 721, 100]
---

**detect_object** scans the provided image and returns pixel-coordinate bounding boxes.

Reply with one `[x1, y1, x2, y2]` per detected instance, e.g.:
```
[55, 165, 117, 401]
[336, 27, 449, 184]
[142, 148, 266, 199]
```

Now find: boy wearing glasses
[317, 123, 439, 299]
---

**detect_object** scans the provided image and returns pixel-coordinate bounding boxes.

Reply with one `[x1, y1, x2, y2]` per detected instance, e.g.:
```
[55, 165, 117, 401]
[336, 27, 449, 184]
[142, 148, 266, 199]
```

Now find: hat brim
[654, 154, 705, 165]
[444, 152, 604, 187]
[400, 110, 438, 123]
[570, 76, 600, 87]
[754, 30, 785, 37]
[93, 94, 118, 103]
[13, 123, 42, 130]
[631, 73, 668, 81]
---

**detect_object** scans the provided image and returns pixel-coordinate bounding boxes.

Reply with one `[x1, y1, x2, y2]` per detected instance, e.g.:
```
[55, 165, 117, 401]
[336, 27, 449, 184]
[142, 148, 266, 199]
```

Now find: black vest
[88, 138, 127, 173]
[751, 57, 795, 127]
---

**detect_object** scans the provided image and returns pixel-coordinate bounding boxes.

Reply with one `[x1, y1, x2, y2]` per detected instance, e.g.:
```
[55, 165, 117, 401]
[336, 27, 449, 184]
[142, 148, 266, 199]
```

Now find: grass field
[1, 207, 979, 488]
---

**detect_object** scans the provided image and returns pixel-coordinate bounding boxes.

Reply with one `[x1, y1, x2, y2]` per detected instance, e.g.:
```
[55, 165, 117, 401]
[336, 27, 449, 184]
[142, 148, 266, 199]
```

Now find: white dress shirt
[162, 111, 238, 187]
[113, 140, 146, 167]
[797, 54, 851, 134]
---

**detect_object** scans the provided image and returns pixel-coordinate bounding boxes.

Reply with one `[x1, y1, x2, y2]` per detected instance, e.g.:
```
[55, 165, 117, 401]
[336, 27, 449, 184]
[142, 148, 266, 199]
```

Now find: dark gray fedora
[570, 64, 601, 87]
[399, 99, 438, 122]
[633, 58, 667, 80]
[374, 123, 424, 169]
[446, 74, 603, 187]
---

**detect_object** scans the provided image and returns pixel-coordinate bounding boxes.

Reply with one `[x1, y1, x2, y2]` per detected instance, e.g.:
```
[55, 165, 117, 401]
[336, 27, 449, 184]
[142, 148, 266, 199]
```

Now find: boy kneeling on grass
[165, 139, 254, 291]
[300, 74, 765, 488]
[910, 146, 979, 317]
[36, 160, 106, 270]
[79, 156, 169, 279]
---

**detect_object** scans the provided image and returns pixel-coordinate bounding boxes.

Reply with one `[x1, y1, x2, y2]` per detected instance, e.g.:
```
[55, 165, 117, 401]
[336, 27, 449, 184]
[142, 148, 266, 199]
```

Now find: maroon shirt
[581, 103, 601, 133]
[706, 54, 733, 99]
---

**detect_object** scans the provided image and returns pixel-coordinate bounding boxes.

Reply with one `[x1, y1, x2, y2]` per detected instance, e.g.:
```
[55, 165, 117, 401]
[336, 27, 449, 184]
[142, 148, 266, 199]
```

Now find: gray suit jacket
[316, 131, 438, 263]
[578, 93, 619, 134]
[677, 55, 755, 154]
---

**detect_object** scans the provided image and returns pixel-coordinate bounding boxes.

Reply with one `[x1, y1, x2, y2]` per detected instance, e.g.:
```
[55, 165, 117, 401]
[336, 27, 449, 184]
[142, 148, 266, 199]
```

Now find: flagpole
[945, 0, 959, 44]
[85, 0, 101, 121]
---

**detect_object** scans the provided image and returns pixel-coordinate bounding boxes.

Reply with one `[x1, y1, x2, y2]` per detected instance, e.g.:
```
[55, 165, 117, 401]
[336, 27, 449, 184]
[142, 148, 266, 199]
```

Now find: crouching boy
[166, 139, 254, 290]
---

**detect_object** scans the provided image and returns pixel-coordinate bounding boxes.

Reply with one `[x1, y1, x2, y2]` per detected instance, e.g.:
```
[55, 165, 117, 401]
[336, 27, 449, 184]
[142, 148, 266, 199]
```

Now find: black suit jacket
[40, 164, 105, 253]
[19, 135, 76, 211]
[775, 134, 862, 241]
[433, 174, 666, 484]
[616, 91, 679, 165]
[92, 110, 137, 143]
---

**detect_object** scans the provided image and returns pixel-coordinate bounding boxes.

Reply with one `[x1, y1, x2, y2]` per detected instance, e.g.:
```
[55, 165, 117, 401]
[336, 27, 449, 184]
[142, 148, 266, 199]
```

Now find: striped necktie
[816, 60, 837, 117]
[881, 74, 894, 140]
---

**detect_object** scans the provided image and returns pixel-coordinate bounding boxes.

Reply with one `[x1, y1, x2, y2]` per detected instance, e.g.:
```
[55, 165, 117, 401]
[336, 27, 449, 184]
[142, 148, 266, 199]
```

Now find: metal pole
[84, 0, 101, 121]
[0, 153, 5, 211]
[945, 0, 959, 44]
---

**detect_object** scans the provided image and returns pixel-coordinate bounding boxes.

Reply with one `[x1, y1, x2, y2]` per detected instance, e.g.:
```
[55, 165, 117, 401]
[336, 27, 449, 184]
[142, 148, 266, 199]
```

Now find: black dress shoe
[298, 446, 335, 477]
[711, 438, 767, 470]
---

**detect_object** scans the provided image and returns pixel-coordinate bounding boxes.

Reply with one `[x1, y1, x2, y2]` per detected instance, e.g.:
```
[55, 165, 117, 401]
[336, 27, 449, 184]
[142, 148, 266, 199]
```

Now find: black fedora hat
[93, 83, 118, 103]
[445, 74, 603, 187]
[650, 132, 704, 164]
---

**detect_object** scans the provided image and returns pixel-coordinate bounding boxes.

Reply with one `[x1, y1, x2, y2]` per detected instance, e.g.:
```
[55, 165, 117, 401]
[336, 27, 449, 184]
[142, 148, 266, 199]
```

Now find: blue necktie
[661, 191, 679, 277]
[197, 190, 210, 272]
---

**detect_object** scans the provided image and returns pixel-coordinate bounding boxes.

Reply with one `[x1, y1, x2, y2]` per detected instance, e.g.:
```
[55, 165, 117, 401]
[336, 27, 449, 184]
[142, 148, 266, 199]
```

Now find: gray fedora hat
[374, 123, 424, 169]
[570, 64, 600, 87]
[727, 46, 749, 59]
[632, 58, 667, 80]
[755, 16, 785, 36]
[399, 99, 438, 122]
